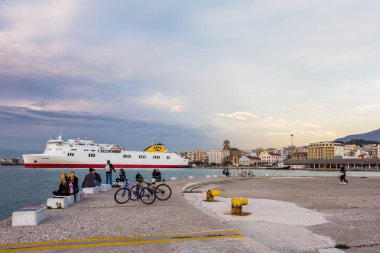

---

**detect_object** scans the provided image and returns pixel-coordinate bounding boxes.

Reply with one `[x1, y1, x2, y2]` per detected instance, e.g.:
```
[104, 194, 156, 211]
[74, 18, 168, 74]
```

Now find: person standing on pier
[339, 165, 348, 184]
[104, 160, 116, 185]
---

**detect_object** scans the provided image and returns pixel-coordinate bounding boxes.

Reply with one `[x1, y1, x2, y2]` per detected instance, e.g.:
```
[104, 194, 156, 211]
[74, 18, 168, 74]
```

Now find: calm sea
[1, 166, 379, 220]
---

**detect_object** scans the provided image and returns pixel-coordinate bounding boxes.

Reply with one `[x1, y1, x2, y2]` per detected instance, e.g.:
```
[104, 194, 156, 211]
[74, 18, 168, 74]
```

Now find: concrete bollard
[212, 174, 218, 178]
[188, 176, 194, 179]
[100, 184, 111, 192]
[47, 196, 69, 209]
[231, 197, 249, 216]
[206, 175, 211, 178]
[83, 187, 100, 194]
[12, 204, 48, 226]
[170, 177, 177, 181]
[265, 173, 270, 177]
[206, 189, 222, 202]
[66, 195, 75, 206]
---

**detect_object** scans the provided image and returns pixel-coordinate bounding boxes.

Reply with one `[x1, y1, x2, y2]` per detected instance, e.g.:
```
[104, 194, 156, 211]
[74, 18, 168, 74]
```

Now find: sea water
[0, 166, 379, 220]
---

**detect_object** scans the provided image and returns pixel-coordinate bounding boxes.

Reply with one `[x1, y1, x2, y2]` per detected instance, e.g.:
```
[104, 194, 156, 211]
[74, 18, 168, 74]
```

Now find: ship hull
[23, 137, 189, 169]
[24, 163, 188, 169]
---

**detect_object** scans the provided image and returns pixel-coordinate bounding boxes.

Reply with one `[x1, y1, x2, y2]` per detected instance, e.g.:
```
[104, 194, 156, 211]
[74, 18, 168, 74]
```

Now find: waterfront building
[207, 150, 230, 165]
[193, 149, 205, 162]
[307, 142, 344, 159]
[292, 152, 308, 159]
[247, 156, 260, 166]
[259, 151, 283, 164]
[239, 155, 250, 166]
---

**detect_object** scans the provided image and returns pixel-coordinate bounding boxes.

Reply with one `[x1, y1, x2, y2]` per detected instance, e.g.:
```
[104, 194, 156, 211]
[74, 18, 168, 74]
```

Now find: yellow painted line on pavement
[0, 229, 246, 252]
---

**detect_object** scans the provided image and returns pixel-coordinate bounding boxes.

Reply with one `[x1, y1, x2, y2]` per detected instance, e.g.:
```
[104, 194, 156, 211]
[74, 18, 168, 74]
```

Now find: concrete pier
[0, 176, 379, 253]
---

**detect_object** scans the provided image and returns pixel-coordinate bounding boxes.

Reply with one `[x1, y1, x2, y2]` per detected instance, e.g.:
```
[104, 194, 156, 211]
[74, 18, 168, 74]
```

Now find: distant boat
[23, 136, 189, 169]
[0, 158, 24, 166]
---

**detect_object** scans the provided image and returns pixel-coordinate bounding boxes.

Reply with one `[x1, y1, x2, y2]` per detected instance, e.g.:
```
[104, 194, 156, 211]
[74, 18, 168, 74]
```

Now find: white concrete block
[100, 184, 111, 192]
[66, 195, 74, 205]
[212, 175, 218, 178]
[47, 196, 69, 209]
[265, 173, 270, 177]
[83, 187, 100, 194]
[188, 176, 194, 179]
[75, 191, 85, 202]
[12, 205, 48, 226]
[170, 177, 177, 181]
[206, 175, 211, 178]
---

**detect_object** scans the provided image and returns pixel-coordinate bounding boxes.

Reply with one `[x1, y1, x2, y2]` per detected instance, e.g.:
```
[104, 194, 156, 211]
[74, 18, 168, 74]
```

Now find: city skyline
[1, 1, 380, 152]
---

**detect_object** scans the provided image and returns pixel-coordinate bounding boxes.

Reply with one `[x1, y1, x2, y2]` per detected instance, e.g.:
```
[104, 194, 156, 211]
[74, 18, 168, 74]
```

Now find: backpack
[104, 164, 111, 173]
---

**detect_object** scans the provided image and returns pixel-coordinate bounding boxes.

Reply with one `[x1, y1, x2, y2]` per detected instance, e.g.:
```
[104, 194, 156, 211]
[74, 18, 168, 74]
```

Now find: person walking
[339, 165, 348, 184]
[104, 160, 116, 185]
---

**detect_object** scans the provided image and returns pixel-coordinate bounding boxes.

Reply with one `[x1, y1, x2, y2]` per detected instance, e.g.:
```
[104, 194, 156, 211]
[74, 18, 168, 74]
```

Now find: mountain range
[335, 129, 380, 143]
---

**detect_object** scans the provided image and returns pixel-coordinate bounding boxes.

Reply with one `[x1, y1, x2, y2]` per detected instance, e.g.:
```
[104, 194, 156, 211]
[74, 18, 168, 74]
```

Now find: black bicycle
[114, 180, 156, 205]
[143, 180, 172, 201]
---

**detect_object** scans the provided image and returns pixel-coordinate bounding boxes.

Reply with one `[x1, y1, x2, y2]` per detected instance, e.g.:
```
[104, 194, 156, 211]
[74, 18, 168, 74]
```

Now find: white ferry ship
[23, 136, 189, 169]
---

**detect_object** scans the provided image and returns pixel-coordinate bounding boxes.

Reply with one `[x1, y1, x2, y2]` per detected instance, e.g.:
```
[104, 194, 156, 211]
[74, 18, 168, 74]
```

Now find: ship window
[91, 150, 96, 151]
[123, 155, 132, 158]
[138, 155, 146, 159]
[67, 153, 74, 156]
[88, 154, 95, 157]
[167, 156, 170, 159]
[153, 155, 161, 159]
[71, 149, 77, 151]
[84, 149, 89, 151]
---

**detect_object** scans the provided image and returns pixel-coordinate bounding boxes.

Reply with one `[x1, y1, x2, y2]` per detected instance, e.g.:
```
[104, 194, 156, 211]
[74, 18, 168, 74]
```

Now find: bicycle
[114, 180, 156, 205]
[142, 180, 172, 201]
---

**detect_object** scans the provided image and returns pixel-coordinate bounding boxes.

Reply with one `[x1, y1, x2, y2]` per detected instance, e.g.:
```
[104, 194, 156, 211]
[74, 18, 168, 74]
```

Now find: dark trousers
[340, 175, 348, 183]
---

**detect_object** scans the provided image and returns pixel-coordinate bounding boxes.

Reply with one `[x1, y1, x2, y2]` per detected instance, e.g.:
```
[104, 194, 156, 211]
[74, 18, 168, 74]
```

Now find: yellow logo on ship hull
[144, 144, 166, 153]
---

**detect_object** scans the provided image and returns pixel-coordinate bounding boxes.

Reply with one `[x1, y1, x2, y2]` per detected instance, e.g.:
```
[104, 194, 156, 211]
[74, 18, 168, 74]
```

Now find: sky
[1, 0, 380, 152]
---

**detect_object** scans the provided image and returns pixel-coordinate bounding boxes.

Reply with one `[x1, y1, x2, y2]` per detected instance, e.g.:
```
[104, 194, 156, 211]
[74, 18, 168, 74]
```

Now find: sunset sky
[1, 0, 380, 152]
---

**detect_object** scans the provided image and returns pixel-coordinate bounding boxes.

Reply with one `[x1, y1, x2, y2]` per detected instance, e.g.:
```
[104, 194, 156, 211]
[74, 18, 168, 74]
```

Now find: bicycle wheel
[140, 187, 156, 204]
[240, 171, 247, 177]
[114, 188, 131, 204]
[155, 184, 172, 201]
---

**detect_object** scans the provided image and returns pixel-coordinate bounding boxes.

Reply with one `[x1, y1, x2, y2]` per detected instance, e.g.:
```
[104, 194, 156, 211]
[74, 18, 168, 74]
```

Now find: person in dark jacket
[82, 168, 95, 188]
[117, 169, 126, 182]
[339, 165, 348, 184]
[67, 171, 79, 200]
[53, 172, 70, 196]
[93, 169, 102, 186]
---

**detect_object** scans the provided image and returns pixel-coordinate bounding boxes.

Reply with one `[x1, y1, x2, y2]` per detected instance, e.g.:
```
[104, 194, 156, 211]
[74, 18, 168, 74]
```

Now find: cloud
[295, 121, 322, 128]
[214, 112, 259, 121]
[170, 105, 184, 113]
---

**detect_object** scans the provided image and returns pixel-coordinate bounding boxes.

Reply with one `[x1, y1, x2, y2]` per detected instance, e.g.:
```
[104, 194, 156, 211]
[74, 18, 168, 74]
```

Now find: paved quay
[0, 176, 379, 253]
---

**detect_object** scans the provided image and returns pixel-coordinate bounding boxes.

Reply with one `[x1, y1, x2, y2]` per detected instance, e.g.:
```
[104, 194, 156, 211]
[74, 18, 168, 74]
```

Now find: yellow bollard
[206, 190, 222, 202]
[231, 197, 248, 215]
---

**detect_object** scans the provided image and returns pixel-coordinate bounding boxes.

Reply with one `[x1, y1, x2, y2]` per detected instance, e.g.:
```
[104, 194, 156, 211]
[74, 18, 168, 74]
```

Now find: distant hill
[335, 129, 380, 144]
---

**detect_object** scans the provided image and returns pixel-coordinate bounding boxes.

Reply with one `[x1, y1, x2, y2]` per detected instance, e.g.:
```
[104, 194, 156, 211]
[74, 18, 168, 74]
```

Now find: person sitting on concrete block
[67, 171, 79, 201]
[53, 172, 70, 196]
[82, 168, 95, 188]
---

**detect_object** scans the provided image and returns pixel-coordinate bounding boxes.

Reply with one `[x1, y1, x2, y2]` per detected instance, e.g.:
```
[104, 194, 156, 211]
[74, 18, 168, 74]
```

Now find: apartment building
[207, 150, 230, 165]
[307, 142, 344, 159]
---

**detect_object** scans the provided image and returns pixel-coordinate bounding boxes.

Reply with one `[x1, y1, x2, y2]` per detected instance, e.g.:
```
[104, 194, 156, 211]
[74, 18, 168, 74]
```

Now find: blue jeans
[95, 181, 101, 186]
[106, 173, 112, 184]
